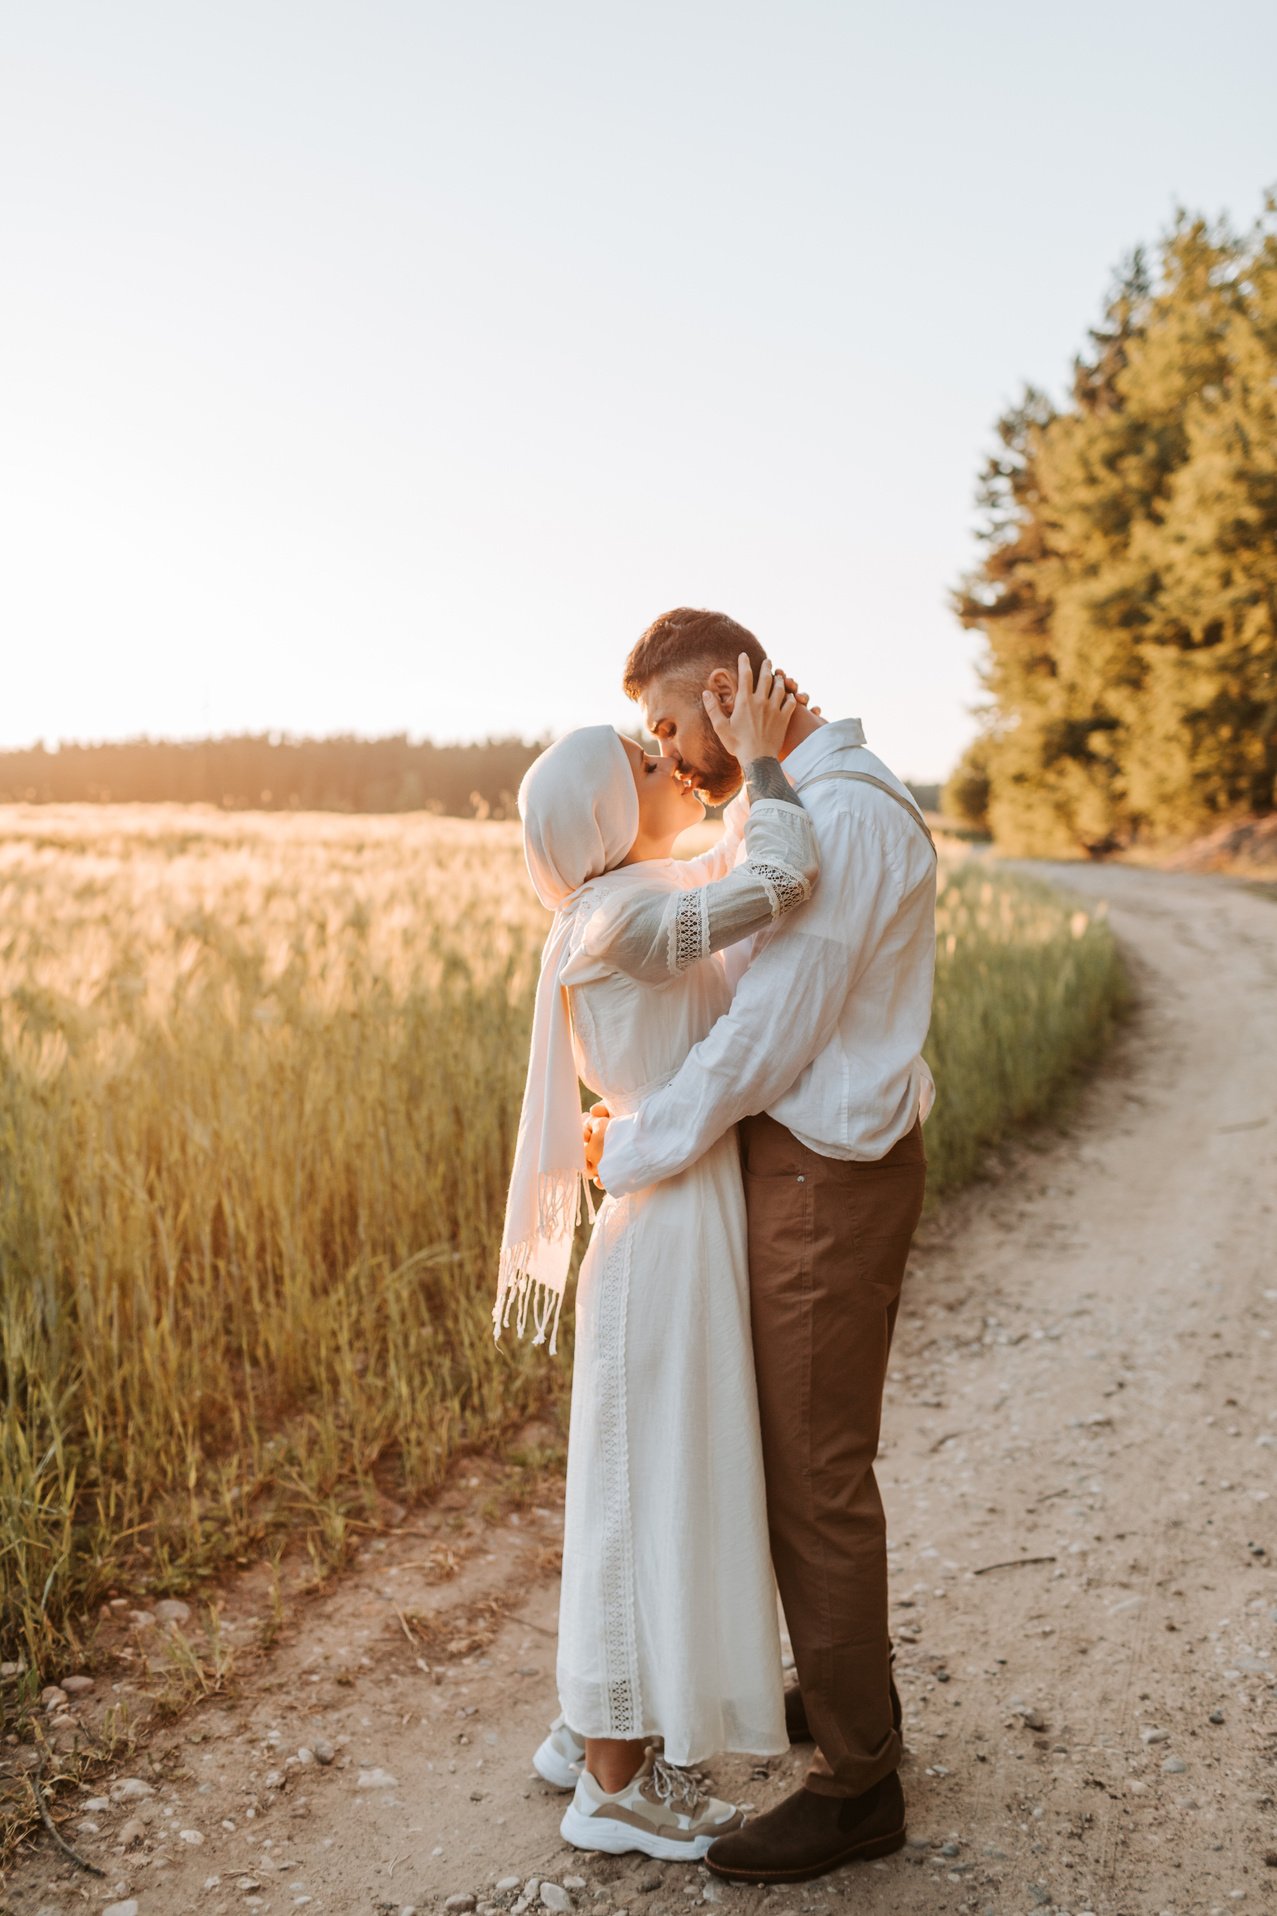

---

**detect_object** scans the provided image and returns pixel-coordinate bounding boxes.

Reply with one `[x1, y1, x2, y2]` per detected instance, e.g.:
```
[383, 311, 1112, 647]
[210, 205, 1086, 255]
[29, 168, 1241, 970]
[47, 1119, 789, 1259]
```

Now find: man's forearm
[597, 809, 900, 1196]
[597, 928, 851, 1196]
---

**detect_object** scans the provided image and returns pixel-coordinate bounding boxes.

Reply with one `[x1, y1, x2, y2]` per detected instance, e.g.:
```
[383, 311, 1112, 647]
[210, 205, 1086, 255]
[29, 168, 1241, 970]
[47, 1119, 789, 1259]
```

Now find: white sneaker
[533, 1713, 586, 1789]
[560, 1747, 745, 1861]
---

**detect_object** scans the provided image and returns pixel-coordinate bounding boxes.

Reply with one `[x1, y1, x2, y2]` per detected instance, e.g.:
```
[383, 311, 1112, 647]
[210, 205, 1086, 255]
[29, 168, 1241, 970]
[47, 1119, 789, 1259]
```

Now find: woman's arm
[579, 762, 819, 984]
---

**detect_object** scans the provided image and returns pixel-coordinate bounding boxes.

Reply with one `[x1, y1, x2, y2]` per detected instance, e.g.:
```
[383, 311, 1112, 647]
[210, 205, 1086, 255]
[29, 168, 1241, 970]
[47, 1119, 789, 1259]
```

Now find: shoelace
[648, 1753, 708, 1814]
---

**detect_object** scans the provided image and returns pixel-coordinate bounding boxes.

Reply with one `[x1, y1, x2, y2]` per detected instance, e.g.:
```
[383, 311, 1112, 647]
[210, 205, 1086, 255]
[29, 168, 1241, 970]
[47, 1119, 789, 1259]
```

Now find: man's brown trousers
[741, 1109, 927, 1798]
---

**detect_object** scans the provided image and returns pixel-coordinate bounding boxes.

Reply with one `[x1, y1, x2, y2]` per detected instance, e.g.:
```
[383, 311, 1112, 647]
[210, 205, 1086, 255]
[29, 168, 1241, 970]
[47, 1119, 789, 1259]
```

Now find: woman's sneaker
[533, 1714, 587, 1789]
[560, 1748, 745, 1861]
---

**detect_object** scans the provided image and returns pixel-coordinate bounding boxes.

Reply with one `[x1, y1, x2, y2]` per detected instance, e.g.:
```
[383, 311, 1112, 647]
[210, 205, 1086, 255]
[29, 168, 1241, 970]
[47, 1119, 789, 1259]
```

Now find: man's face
[639, 672, 743, 806]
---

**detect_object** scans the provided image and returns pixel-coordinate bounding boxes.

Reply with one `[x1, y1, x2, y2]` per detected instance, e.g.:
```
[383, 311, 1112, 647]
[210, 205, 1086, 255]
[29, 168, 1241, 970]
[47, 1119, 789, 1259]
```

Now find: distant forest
[0, 732, 943, 820]
[0, 733, 547, 819]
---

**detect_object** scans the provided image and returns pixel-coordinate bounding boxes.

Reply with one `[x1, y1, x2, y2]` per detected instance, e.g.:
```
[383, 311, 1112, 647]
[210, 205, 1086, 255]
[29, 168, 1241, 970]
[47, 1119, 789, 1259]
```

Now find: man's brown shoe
[783, 1671, 903, 1744]
[706, 1770, 905, 1883]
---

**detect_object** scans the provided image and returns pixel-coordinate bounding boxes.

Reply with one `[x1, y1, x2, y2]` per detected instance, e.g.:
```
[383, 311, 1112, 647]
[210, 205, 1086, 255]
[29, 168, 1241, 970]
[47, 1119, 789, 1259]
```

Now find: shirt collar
[782, 716, 866, 786]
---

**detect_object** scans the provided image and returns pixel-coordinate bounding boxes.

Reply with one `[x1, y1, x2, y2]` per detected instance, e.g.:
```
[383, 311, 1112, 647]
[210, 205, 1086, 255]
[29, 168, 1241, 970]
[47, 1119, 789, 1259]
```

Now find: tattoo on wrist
[744, 756, 800, 806]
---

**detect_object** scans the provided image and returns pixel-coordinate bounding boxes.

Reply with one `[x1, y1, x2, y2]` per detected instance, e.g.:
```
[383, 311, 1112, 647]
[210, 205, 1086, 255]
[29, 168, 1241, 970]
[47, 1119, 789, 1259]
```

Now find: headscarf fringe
[492, 1168, 591, 1358]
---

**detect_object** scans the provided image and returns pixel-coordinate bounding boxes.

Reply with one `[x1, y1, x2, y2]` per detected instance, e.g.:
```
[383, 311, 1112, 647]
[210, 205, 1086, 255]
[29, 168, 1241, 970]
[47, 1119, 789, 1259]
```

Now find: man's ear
[705, 667, 735, 714]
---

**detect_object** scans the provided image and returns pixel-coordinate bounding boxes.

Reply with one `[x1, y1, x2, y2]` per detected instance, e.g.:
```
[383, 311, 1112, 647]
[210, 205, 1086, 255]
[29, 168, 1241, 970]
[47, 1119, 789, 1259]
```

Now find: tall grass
[922, 863, 1127, 1192]
[0, 807, 1125, 1675]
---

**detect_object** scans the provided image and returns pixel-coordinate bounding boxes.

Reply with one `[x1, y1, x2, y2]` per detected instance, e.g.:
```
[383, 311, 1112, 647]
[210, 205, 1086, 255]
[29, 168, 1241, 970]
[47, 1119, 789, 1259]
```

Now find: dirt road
[4, 864, 1275, 1916]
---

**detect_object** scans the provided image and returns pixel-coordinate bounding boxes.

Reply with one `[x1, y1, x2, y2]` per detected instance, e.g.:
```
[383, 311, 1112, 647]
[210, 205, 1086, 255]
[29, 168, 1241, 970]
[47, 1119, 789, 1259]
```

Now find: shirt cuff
[597, 1112, 647, 1198]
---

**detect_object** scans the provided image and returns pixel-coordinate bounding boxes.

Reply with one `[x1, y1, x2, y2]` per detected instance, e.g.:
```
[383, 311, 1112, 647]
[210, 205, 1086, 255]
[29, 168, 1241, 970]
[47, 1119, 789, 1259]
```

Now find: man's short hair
[622, 607, 766, 702]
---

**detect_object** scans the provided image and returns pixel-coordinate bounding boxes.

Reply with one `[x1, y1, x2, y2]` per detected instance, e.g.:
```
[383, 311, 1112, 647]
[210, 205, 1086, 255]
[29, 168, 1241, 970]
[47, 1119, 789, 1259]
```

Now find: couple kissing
[495, 605, 936, 1885]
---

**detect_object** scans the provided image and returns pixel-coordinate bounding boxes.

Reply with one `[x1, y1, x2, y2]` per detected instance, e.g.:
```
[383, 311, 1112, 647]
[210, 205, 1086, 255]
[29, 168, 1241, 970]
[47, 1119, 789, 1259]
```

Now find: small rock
[118, 1815, 147, 1846]
[562, 1882, 586, 1895]
[1209, 1710, 1226, 1725]
[41, 1686, 68, 1711]
[237, 1878, 263, 1893]
[541, 1888, 572, 1914]
[62, 1674, 96, 1694]
[445, 1898, 477, 1913]
[1141, 1727, 1169, 1745]
[296, 1746, 317, 1766]
[110, 1778, 156, 1802]
[636, 1873, 663, 1894]
[103, 1902, 140, 1916]
[129, 1610, 157, 1630]
[179, 1827, 205, 1844]
[1015, 1707, 1046, 1731]
[355, 1767, 399, 1789]
[496, 1879, 521, 1894]
[311, 1738, 336, 1764]
[263, 1768, 286, 1789]
[940, 1840, 960, 1856]
[1162, 1756, 1188, 1773]
[154, 1598, 192, 1623]
[84, 1796, 111, 1811]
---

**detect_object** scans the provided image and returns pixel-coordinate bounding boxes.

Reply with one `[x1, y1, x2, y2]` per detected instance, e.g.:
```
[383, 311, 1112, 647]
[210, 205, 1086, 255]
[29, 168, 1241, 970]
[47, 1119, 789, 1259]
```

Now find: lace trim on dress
[668, 886, 711, 977]
[750, 860, 813, 921]
[596, 1221, 643, 1736]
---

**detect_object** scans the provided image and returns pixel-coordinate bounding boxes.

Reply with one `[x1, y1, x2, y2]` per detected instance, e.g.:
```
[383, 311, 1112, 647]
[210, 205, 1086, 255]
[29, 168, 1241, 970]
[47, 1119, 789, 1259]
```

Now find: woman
[495, 659, 820, 1860]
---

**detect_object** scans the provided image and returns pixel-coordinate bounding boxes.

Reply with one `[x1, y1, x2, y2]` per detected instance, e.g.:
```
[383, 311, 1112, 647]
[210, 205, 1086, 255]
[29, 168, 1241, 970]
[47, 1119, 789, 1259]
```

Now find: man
[585, 605, 937, 1884]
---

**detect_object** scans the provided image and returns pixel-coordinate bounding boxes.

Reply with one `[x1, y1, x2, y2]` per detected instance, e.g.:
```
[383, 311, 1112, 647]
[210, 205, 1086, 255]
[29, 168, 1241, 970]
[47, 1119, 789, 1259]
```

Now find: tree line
[0, 733, 547, 819]
[946, 192, 1277, 855]
[0, 731, 942, 821]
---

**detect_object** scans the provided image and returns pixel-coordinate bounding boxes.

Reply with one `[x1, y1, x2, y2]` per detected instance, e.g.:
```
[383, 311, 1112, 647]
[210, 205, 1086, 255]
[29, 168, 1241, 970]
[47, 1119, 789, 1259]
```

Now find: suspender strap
[794, 767, 937, 857]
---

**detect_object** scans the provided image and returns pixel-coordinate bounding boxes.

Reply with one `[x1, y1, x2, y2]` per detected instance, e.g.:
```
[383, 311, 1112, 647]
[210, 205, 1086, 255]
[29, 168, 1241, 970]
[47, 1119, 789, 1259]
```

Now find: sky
[3, 3, 1275, 784]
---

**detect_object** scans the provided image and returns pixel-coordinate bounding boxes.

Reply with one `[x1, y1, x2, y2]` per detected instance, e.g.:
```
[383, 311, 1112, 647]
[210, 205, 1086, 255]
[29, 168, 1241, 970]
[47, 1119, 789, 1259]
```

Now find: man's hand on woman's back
[583, 1101, 611, 1189]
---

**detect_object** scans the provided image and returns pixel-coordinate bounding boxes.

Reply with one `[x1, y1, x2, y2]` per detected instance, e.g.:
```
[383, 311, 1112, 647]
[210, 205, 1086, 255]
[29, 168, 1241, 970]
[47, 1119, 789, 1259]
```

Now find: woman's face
[621, 734, 706, 845]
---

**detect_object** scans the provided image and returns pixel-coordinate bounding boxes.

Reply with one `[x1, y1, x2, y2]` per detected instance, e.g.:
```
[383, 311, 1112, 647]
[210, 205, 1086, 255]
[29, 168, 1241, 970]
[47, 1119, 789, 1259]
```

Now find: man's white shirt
[597, 717, 938, 1199]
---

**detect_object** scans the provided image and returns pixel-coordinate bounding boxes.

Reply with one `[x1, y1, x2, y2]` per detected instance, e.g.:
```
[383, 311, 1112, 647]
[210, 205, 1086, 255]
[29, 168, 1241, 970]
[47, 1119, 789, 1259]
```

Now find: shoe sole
[560, 1800, 722, 1861]
[533, 1742, 583, 1791]
[705, 1825, 907, 1883]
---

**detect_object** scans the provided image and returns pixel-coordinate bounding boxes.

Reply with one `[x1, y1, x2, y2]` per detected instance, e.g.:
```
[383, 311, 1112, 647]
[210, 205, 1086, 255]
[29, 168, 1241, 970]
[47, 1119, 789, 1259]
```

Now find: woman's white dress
[553, 798, 818, 1766]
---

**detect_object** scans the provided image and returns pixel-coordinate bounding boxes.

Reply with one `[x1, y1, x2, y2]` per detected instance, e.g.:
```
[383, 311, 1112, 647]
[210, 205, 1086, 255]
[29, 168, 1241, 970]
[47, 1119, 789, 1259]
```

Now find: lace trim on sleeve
[750, 861, 814, 920]
[668, 886, 711, 976]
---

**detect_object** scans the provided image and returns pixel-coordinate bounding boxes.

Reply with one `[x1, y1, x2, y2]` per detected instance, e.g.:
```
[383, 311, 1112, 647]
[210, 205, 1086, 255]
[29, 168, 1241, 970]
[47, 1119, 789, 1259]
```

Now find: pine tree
[954, 195, 1277, 853]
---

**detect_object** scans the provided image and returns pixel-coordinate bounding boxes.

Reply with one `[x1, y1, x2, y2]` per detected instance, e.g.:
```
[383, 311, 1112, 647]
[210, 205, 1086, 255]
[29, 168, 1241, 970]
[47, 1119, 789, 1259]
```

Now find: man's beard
[679, 710, 745, 806]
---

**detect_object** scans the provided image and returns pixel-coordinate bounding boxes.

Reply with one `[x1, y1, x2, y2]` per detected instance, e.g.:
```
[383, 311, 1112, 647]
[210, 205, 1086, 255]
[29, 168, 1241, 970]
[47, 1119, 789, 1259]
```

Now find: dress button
[796, 1175, 805, 1183]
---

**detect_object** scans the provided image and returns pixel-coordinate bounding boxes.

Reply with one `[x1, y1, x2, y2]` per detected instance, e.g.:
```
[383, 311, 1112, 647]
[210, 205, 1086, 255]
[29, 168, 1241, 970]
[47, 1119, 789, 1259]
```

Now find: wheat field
[0, 805, 1126, 1675]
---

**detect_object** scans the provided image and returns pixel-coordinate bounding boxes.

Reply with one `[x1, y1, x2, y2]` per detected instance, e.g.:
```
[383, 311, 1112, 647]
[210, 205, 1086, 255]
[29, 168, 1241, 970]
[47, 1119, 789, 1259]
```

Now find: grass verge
[0, 810, 1127, 1694]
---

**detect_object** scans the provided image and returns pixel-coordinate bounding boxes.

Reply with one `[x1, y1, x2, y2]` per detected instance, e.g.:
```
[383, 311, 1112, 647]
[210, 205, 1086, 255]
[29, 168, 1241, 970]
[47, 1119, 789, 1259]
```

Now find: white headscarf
[494, 725, 639, 1355]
